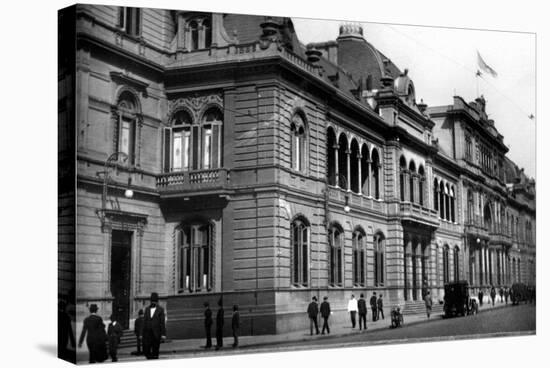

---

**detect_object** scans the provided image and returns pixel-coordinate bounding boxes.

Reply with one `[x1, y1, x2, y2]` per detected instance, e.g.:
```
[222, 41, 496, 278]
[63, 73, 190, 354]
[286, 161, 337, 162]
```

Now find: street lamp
[97, 152, 134, 223]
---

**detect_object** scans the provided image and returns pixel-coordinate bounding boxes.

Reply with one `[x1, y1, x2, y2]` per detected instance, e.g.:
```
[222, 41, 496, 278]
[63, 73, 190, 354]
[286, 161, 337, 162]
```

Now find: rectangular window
[294, 135, 300, 170]
[173, 131, 183, 171]
[119, 7, 141, 36]
[119, 117, 135, 164]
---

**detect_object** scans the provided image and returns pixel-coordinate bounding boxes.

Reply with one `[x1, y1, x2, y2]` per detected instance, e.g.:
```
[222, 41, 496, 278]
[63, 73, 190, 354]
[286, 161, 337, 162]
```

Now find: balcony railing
[399, 202, 440, 227]
[156, 168, 229, 194]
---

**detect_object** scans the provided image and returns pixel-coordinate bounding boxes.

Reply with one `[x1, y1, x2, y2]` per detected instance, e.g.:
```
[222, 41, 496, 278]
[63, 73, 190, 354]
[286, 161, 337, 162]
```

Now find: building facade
[58, 4, 536, 339]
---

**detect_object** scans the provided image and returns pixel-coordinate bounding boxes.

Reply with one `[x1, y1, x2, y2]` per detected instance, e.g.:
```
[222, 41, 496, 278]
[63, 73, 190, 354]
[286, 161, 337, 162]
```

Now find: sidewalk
[76, 299, 513, 362]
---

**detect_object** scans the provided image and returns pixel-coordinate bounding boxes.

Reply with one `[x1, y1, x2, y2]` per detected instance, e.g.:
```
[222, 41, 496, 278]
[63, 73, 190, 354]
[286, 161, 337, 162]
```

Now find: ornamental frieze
[168, 92, 223, 121]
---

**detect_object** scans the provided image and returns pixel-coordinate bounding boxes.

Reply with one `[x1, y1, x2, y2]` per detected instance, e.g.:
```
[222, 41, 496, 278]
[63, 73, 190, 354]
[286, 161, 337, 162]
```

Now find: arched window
[453, 246, 459, 281]
[202, 108, 223, 169]
[443, 244, 450, 284]
[290, 114, 307, 172]
[352, 229, 366, 286]
[326, 128, 337, 186]
[409, 160, 416, 203]
[338, 134, 348, 189]
[203, 19, 212, 48]
[360, 144, 369, 195]
[116, 91, 139, 165]
[163, 106, 223, 172]
[176, 222, 213, 292]
[189, 20, 199, 50]
[350, 139, 360, 193]
[371, 149, 381, 199]
[374, 232, 385, 287]
[399, 156, 407, 201]
[291, 218, 309, 286]
[418, 165, 425, 206]
[328, 224, 344, 286]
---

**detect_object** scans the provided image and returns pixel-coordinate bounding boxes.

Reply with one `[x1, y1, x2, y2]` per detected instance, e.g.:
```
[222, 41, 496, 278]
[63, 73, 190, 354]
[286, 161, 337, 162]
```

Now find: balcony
[464, 221, 488, 239]
[156, 168, 230, 197]
[399, 202, 440, 228]
[327, 187, 386, 214]
[489, 231, 513, 247]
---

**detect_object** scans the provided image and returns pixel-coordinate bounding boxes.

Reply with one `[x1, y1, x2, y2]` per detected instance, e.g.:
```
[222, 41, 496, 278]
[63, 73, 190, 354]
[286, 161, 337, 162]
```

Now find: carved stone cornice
[98, 209, 148, 235]
[110, 71, 149, 96]
[168, 92, 223, 121]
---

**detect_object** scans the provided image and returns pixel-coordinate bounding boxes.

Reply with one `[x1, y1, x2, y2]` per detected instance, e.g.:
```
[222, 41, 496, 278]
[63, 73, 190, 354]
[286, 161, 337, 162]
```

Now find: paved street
[76, 302, 534, 362]
[270, 303, 535, 350]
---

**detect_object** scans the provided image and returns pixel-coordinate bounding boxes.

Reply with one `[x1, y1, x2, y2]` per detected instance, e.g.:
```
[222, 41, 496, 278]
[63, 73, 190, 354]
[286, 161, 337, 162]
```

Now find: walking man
[478, 289, 484, 307]
[358, 294, 367, 331]
[204, 302, 213, 349]
[143, 292, 166, 360]
[78, 304, 107, 363]
[133, 309, 144, 355]
[377, 294, 385, 320]
[370, 292, 378, 321]
[504, 287, 509, 304]
[215, 299, 224, 350]
[107, 314, 123, 362]
[320, 296, 331, 334]
[347, 294, 358, 328]
[499, 287, 504, 303]
[231, 305, 240, 348]
[307, 296, 320, 335]
[424, 291, 433, 318]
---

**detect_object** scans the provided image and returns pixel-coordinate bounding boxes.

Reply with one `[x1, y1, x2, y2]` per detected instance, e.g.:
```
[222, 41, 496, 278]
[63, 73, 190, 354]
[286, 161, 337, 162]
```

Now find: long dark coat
[79, 314, 107, 363]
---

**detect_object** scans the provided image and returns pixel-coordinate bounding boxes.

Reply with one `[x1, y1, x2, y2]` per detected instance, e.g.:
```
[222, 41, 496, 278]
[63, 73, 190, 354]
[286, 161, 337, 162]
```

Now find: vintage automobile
[511, 282, 528, 305]
[443, 280, 475, 317]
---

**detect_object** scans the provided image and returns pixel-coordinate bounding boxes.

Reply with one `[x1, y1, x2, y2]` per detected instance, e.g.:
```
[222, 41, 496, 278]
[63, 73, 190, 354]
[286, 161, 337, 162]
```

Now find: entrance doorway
[111, 230, 132, 329]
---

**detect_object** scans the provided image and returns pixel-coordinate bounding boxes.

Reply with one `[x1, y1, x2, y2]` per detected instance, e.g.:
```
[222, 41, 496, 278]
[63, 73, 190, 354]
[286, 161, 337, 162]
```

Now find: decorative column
[333, 144, 339, 187]
[357, 154, 362, 195]
[405, 239, 413, 301]
[346, 149, 351, 191]
[415, 243, 423, 300]
[412, 174, 419, 204]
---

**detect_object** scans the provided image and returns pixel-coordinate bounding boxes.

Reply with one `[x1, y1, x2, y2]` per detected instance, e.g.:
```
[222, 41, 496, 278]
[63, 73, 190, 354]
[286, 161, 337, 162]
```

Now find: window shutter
[163, 127, 172, 172]
[212, 124, 220, 168]
[192, 126, 199, 170]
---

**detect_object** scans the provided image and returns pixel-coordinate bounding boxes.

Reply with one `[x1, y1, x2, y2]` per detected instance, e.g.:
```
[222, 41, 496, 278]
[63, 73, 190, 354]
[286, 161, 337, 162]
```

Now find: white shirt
[347, 298, 358, 312]
[150, 307, 157, 318]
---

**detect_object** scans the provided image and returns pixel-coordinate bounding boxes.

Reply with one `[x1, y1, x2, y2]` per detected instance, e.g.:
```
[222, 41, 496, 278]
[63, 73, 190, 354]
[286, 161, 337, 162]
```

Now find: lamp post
[97, 152, 134, 223]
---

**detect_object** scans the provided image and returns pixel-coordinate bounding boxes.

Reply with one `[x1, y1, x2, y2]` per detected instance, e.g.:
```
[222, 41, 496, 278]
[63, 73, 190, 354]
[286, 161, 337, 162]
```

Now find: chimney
[305, 44, 322, 64]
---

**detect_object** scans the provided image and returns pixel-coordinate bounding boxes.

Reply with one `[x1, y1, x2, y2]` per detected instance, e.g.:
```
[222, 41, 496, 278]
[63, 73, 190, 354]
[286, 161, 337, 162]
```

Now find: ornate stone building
[58, 4, 536, 340]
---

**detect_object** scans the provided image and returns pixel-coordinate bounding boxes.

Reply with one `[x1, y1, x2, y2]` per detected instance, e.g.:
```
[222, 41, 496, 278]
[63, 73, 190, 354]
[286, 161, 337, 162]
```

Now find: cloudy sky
[292, 18, 536, 178]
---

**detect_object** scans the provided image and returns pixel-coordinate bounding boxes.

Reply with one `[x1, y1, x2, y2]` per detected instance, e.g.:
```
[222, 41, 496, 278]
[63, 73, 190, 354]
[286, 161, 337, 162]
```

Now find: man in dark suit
[370, 292, 378, 321]
[133, 309, 144, 355]
[307, 296, 320, 335]
[204, 302, 213, 348]
[377, 294, 385, 319]
[358, 294, 367, 330]
[107, 314, 123, 362]
[232, 304, 240, 348]
[215, 299, 224, 350]
[142, 292, 166, 359]
[320, 296, 331, 334]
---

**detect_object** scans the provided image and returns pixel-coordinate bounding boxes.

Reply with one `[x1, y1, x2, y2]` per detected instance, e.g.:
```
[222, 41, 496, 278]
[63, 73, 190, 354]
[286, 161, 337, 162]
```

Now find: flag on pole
[477, 50, 498, 78]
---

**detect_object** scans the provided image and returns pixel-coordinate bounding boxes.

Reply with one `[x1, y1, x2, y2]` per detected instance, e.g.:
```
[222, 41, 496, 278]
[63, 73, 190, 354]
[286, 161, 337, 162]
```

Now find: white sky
[293, 19, 536, 178]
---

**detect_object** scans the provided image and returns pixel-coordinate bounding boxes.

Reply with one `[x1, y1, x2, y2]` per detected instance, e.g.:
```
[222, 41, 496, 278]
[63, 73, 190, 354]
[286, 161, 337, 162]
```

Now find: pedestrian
[133, 309, 144, 355]
[215, 298, 224, 350]
[370, 292, 378, 321]
[204, 301, 213, 349]
[490, 286, 496, 306]
[478, 289, 484, 307]
[347, 294, 358, 328]
[320, 296, 331, 334]
[143, 292, 166, 359]
[358, 294, 367, 331]
[504, 287, 509, 304]
[107, 314, 123, 362]
[424, 291, 433, 318]
[377, 294, 385, 320]
[232, 305, 240, 348]
[499, 287, 504, 303]
[58, 300, 75, 361]
[307, 296, 320, 335]
[78, 304, 107, 364]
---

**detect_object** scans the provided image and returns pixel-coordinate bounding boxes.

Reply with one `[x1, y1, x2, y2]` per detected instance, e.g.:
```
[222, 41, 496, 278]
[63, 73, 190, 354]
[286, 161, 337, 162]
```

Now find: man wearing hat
[143, 292, 166, 359]
[370, 292, 378, 321]
[307, 296, 320, 335]
[320, 296, 331, 335]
